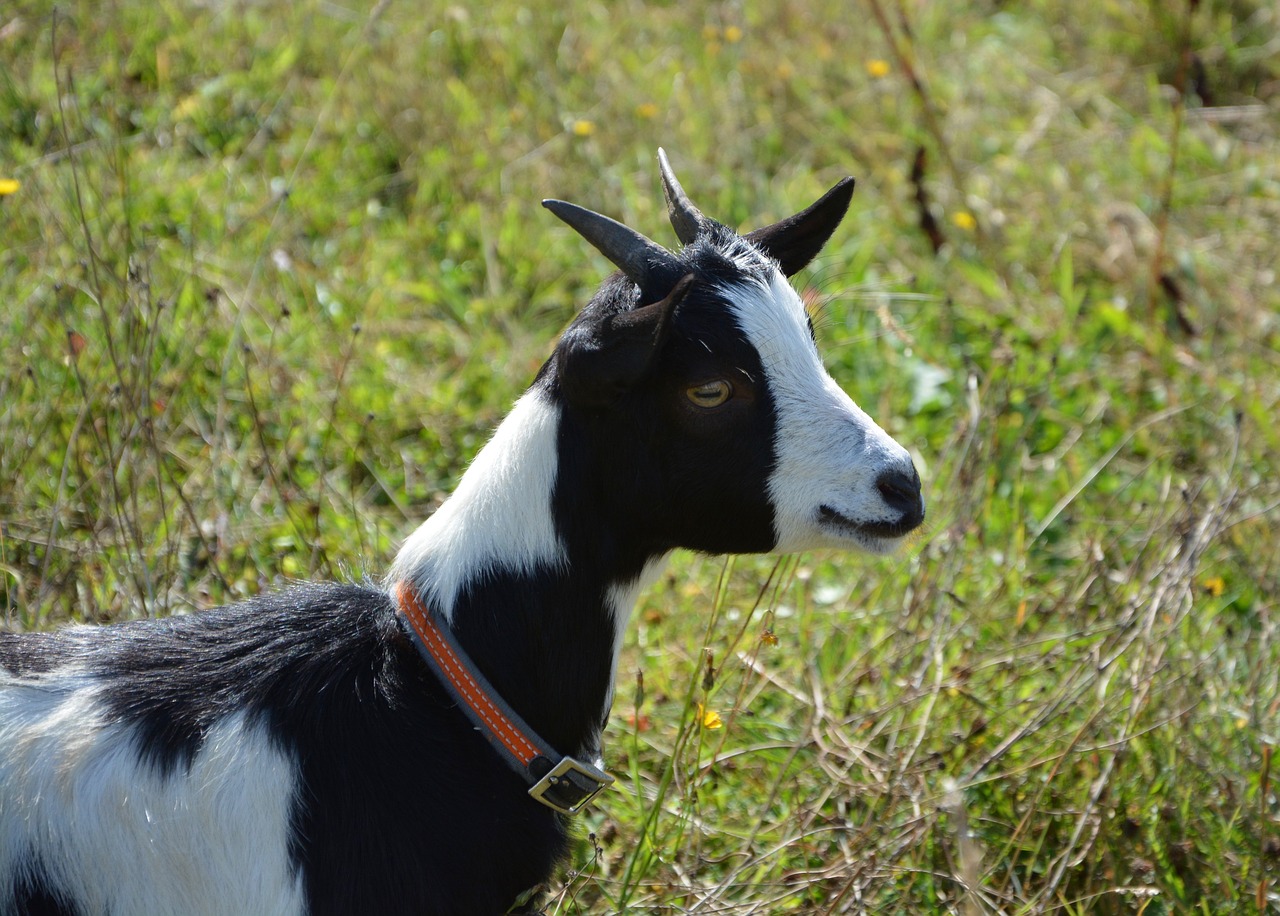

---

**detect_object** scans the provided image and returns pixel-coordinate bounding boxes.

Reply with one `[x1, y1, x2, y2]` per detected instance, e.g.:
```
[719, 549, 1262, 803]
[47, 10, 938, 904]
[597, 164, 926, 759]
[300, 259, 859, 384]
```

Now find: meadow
[1, 0, 1277, 911]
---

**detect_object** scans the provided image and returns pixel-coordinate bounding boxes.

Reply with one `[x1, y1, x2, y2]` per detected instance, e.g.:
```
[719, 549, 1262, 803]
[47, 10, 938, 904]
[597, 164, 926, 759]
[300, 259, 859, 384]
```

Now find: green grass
[2, 0, 1278, 912]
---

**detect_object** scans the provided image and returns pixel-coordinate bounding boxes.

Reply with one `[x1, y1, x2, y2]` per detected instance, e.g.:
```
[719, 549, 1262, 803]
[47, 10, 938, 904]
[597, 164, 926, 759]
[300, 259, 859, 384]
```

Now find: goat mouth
[817, 505, 921, 542]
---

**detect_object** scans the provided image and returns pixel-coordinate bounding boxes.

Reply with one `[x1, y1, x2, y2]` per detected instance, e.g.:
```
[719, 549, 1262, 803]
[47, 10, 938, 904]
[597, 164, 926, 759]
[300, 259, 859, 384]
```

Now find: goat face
[543, 153, 924, 559]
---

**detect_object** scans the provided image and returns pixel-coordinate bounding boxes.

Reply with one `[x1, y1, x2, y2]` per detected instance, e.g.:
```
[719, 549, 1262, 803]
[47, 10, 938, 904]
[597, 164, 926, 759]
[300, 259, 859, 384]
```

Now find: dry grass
[2, 0, 1278, 911]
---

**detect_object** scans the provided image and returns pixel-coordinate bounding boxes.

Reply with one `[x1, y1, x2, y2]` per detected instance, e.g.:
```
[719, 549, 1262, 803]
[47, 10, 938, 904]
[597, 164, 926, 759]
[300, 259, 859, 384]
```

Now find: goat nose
[875, 465, 924, 529]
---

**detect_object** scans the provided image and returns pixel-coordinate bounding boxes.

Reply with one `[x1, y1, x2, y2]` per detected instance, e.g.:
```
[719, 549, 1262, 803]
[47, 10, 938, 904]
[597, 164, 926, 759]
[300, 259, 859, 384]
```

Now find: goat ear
[744, 177, 856, 277]
[557, 274, 695, 408]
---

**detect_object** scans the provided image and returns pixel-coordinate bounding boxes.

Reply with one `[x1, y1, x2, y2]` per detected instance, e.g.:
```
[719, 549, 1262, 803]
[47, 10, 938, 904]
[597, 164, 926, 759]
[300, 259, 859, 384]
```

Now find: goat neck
[389, 388, 662, 761]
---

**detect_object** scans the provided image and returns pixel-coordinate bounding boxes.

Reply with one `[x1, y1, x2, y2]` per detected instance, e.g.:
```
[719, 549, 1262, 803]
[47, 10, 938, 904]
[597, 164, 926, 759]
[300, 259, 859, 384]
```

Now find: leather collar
[393, 581, 612, 815]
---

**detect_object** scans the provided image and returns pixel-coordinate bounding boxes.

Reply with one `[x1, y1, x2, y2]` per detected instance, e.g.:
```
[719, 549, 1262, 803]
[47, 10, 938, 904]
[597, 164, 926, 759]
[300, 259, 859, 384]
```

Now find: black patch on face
[540, 237, 780, 562]
[645, 286, 778, 554]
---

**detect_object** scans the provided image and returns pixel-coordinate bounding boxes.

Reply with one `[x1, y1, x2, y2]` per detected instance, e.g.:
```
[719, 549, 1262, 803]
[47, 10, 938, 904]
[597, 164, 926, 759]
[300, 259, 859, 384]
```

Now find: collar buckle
[528, 756, 613, 815]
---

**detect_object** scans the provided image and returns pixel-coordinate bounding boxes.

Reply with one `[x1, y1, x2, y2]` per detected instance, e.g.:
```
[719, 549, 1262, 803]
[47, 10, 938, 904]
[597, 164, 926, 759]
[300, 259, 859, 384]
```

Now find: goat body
[0, 153, 924, 915]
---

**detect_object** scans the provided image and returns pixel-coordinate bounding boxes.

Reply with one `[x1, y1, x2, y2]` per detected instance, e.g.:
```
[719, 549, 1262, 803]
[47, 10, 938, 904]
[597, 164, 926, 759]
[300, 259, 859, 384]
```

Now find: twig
[864, 0, 977, 240]
[1030, 405, 1189, 542]
[1146, 0, 1197, 320]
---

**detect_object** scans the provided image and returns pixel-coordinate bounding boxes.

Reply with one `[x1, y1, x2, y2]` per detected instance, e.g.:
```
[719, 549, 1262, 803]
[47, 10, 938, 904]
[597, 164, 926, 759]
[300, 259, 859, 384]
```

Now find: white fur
[390, 390, 567, 621]
[0, 669, 304, 915]
[726, 271, 917, 554]
[600, 555, 670, 728]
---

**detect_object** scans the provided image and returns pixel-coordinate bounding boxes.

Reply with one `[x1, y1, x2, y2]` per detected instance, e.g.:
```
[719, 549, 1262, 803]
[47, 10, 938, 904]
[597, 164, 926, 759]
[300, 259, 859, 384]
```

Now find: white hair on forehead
[723, 268, 916, 554]
[675, 225, 777, 282]
[721, 235, 776, 275]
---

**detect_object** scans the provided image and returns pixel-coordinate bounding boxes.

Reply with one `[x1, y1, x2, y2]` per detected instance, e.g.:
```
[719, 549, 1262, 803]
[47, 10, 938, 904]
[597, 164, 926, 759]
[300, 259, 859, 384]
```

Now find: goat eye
[686, 380, 732, 408]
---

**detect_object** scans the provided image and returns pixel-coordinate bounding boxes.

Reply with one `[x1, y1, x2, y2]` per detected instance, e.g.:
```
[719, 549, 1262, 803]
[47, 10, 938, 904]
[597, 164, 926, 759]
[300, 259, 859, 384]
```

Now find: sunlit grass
[2, 0, 1277, 911]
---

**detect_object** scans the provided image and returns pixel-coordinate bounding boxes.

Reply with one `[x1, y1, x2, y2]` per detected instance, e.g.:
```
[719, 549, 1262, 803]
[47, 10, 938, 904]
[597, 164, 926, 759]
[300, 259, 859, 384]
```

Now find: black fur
[0, 631, 75, 677]
[4, 585, 565, 915]
[11, 869, 78, 916]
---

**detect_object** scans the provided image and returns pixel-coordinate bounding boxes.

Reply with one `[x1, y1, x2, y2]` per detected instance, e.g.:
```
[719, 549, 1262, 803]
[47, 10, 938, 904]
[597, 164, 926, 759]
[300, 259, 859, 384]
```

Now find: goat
[0, 151, 924, 916]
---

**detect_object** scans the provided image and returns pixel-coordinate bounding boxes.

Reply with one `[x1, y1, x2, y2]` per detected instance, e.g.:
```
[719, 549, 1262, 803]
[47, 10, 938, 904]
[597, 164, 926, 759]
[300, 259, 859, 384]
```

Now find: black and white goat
[0, 152, 923, 916]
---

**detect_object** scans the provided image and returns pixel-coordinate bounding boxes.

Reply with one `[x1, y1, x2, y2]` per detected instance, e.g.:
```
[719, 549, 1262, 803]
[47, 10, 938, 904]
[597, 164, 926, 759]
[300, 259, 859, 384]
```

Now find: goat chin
[0, 150, 922, 916]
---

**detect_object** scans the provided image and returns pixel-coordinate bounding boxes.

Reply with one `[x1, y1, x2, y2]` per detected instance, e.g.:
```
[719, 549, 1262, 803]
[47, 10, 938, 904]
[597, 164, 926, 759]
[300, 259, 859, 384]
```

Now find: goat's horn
[542, 198, 678, 291]
[657, 148, 706, 246]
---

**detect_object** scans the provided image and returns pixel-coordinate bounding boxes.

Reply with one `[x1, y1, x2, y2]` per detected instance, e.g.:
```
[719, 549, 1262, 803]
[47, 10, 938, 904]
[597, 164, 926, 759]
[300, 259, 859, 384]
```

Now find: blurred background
[2, 0, 1277, 911]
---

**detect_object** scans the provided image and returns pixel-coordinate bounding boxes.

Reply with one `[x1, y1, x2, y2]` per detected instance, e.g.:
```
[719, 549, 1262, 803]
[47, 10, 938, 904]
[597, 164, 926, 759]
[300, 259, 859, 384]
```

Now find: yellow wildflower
[1202, 576, 1225, 597]
[866, 59, 891, 78]
[697, 703, 723, 730]
[571, 119, 595, 137]
[0, 179, 19, 196]
[952, 210, 977, 231]
[724, 25, 744, 44]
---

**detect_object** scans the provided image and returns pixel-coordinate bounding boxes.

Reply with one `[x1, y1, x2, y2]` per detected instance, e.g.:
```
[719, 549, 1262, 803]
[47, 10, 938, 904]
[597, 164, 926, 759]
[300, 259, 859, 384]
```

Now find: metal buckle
[527, 756, 613, 815]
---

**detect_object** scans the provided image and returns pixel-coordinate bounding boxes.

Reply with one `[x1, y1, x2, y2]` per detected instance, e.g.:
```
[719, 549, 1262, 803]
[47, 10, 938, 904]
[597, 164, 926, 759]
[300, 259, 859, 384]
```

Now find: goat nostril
[876, 467, 922, 516]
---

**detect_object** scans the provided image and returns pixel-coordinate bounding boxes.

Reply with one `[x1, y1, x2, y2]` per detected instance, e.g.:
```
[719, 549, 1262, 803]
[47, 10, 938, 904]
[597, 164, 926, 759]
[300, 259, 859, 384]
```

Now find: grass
[2, 0, 1278, 911]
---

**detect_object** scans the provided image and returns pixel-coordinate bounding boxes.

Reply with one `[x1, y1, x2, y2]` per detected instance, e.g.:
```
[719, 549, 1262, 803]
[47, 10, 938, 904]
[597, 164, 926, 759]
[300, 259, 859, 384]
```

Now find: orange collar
[393, 581, 612, 815]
